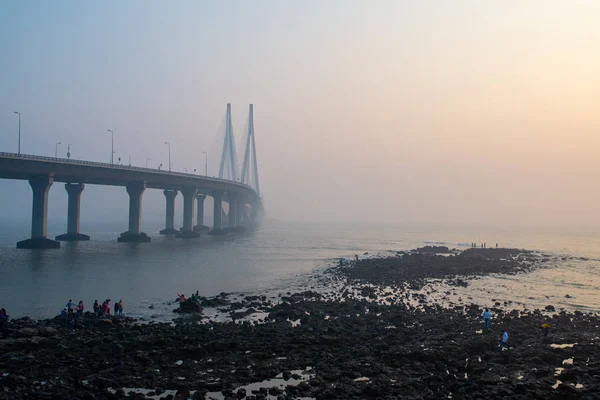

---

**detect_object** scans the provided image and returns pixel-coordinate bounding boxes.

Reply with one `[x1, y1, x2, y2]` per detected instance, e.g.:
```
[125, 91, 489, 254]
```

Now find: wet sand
[1, 247, 598, 399]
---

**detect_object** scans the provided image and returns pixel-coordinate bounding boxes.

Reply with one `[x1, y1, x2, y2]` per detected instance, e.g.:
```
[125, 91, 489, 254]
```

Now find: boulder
[174, 298, 204, 314]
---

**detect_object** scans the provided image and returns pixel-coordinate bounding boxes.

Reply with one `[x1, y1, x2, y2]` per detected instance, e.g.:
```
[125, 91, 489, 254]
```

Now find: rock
[111, 343, 125, 356]
[174, 298, 204, 314]
[192, 392, 206, 400]
[38, 326, 59, 337]
[268, 386, 281, 396]
[236, 388, 247, 398]
[93, 377, 114, 389]
[545, 305, 556, 312]
[17, 328, 38, 338]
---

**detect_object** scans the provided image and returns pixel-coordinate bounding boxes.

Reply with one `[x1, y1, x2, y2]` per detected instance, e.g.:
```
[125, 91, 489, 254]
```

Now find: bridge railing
[0, 151, 254, 190]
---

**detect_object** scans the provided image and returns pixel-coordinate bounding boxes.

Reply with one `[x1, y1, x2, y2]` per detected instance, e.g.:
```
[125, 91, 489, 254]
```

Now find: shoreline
[1, 247, 598, 399]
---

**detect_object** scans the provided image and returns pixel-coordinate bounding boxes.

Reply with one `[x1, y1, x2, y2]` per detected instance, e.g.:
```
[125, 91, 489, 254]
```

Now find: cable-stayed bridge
[0, 104, 263, 249]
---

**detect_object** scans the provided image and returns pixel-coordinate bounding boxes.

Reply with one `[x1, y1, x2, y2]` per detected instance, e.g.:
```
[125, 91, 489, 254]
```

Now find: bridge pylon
[240, 104, 261, 197]
[218, 104, 238, 181]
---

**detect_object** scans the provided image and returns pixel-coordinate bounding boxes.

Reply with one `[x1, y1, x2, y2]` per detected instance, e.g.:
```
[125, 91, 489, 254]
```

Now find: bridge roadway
[0, 152, 262, 249]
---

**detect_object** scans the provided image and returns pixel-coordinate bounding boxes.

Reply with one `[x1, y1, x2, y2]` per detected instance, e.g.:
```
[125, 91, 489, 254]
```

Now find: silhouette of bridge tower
[218, 103, 238, 182]
[240, 104, 261, 197]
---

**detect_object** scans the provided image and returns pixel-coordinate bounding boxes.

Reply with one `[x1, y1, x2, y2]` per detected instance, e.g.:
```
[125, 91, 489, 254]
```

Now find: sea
[1, 219, 599, 320]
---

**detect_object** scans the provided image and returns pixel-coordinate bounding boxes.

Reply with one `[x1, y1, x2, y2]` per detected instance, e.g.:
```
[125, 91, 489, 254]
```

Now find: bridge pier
[227, 194, 238, 230]
[159, 190, 178, 235]
[118, 182, 150, 243]
[193, 194, 209, 232]
[209, 190, 224, 235]
[177, 187, 200, 238]
[17, 175, 60, 249]
[56, 183, 90, 241]
[235, 196, 244, 227]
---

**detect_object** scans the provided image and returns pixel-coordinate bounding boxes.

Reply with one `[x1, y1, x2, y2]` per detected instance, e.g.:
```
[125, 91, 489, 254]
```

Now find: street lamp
[164, 141, 171, 172]
[13, 111, 21, 155]
[55, 141, 62, 159]
[107, 129, 114, 165]
[202, 151, 207, 176]
[67, 144, 71, 159]
[145, 157, 151, 168]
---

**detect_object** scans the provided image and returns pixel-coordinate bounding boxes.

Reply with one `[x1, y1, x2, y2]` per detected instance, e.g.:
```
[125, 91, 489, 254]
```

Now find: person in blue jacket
[498, 330, 509, 351]
[483, 309, 491, 331]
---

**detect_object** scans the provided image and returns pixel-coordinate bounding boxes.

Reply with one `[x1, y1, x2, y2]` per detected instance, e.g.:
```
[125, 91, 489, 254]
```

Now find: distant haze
[1, 1, 599, 229]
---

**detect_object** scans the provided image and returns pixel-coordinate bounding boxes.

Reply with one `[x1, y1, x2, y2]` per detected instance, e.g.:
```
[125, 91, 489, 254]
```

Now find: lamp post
[164, 141, 171, 172]
[202, 151, 207, 176]
[55, 141, 62, 159]
[13, 111, 21, 155]
[145, 157, 151, 168]
[107, 129, 114, 165]
[67, 144, 71, 159]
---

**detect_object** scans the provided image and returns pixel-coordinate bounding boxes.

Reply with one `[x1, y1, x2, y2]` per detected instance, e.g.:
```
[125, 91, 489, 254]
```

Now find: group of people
[482, 308, 552, 352]
[59, 298, 124, 329]
[471, 243, 499, 249]
[177, 291, 201, 303]
[60, 299, 84, 329]
[92, 299, 124, 317]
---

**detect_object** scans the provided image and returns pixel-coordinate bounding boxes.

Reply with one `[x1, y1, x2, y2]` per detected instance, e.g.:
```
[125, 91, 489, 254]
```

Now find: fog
[1, 1, 600, 229]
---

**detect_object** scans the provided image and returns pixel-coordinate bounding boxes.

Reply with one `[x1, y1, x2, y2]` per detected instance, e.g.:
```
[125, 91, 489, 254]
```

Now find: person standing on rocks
[104, 300, 111, 316]
[93, 300, 99, 314]
[483, 309, 491, 331]
[77, 300, 84, 316]
[0, 308, 8, 326]
[114, 301, 119, 316]
[541, 322, 551, 337]
[497, 330, 509, 351]
[118, 299, 124, 316]
[66, 299, 73, 311]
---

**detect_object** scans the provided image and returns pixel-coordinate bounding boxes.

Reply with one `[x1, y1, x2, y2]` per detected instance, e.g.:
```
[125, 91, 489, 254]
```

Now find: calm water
[1, 219, 600, 319]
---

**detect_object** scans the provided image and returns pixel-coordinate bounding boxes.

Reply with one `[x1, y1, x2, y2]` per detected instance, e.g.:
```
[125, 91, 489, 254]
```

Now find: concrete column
[118, 182, 150, 242]
[159, 190, 178, 234]
[177, 187, 199, 238]
[235, 196, 244, 227]
[228, 194, 237, 229]
[193, 194, 208, 232]
[56, 183, 90, 241]
[17, 175, 60, 249]
[210, 190, 224, 234]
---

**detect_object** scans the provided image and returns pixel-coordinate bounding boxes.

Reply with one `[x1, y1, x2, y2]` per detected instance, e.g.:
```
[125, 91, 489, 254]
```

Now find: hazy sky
[1, 1, 600, 229]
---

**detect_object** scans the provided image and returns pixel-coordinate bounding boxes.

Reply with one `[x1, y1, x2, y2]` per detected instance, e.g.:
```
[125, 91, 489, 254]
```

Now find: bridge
[0, 104, 263, 249]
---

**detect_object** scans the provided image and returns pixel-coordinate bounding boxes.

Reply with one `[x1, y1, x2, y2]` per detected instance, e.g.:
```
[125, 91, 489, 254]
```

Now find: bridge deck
[0, 152, 260, 200]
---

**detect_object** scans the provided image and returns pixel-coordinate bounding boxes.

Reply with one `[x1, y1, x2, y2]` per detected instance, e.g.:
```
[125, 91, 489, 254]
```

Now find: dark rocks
[335, 247, 540, 287]
[110, 342, 125, 356]
[17, 328, 38, 338]
[173, 298, 203, 314]
[545, 305, 556, 312]
[1, 247, 598, 400]
[415, 245, 451, 253]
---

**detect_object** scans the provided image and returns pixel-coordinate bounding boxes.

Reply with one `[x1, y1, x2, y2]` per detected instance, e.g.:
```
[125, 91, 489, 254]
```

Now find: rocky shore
[1, 248, 598, 399]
